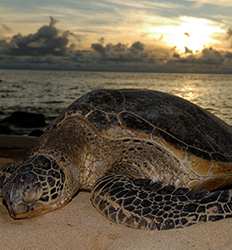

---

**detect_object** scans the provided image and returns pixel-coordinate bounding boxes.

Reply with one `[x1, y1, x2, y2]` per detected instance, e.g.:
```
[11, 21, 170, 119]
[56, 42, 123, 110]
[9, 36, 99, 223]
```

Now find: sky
[0, 0, 232, 72]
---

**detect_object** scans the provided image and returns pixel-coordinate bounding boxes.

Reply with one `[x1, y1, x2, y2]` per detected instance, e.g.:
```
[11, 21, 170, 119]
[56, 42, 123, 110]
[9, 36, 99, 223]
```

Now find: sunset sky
[1, 0, 232, 50]
[0, 0, 232, 72]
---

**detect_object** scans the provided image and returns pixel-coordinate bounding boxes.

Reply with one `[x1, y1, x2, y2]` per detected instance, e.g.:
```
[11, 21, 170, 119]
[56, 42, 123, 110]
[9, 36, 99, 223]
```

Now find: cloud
[101, 0, 181, 10]
[0, 40, 8, 54]
[170, 46, 232, 67]
[0, 24, 13, 41]
[5, 17, 76, 56]
[89, 34, 232, 69]
[1, 24, 12, 33]
[91, 40, 155, 62]
[0, 17, 78, 56]
[191, 0, 232, 6]
[0, 16, 232, 73]
[226, 28, 232, 47]
[196, 47, 224, 64]
[1, 0, 231, 52]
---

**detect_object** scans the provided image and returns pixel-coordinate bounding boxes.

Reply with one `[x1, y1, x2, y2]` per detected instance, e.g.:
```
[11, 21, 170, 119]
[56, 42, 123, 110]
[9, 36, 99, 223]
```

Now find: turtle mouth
[3, 198, 51, 219]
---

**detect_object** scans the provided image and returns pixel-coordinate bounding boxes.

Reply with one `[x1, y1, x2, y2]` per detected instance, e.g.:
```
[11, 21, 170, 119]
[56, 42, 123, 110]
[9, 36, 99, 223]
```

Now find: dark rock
[1, 111, 46, 128]
[0, 124, 12, 134]
[29, 129, 44, 137]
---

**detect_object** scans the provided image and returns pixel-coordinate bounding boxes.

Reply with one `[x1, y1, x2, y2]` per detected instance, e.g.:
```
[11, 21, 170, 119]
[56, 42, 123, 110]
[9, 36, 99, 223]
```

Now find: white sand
[0, 191, 232, 250]
[0, 149, 232, 250]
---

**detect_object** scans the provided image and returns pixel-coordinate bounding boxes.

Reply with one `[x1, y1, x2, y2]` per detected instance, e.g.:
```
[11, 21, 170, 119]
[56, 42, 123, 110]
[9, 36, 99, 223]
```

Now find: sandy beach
[0, 0, 232, 247]
[0, 183, 232, 250]
[0, 174, 231, 250]
[0, 137, 232, 250]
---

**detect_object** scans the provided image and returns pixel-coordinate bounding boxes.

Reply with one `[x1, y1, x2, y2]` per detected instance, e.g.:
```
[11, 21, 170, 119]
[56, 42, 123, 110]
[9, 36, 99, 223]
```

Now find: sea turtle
[1, 88, 232, 230]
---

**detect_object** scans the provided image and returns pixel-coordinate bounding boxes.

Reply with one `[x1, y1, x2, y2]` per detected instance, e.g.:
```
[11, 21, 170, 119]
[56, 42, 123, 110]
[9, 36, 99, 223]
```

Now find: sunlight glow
[148, 16, 224, 53]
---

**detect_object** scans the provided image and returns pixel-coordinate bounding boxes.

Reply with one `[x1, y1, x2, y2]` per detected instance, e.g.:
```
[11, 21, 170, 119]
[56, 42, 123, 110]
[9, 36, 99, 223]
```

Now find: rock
[0, 125, 12, 134]
[1, 111, 46, 128]
[29, 129, 44, 137]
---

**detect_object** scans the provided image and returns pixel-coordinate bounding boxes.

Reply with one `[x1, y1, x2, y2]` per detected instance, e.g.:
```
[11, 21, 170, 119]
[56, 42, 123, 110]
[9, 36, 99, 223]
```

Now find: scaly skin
[2, 113, 232, 231]
[91, 175, 232, 230]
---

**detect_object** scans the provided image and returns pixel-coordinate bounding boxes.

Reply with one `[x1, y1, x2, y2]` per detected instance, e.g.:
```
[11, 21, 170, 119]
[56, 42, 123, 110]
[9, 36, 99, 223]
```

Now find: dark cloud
[199, 47, 224, 64]
[227, 28, 232, 38]
[91, 40, 153, 62]
[91, 43, 106, 56]
[0, 17, 232, 73]
[0, 40, 8, 54]
[170, 46, 232, 67]
[1, 24, 12, 33]
[3, 17, 75, 56]
[184, 47, 193, 54]
[226, 28, 232, 47]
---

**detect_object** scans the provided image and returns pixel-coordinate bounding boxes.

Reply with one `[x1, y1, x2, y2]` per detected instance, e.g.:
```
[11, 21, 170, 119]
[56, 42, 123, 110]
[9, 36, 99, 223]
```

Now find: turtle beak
[3, 191, 48, 219]
[3, 200, 47, 219]
[2, 175, 44, 219]
[3, 198, 34, 219]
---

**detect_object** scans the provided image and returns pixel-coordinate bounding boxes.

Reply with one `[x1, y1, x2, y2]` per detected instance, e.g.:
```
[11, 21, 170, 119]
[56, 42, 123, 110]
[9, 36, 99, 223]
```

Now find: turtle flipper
[91, 174, 232, 230]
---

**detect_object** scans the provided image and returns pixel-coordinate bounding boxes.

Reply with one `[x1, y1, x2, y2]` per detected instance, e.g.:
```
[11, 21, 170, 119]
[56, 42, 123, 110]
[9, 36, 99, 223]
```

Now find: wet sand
[0, 136, 232, 250]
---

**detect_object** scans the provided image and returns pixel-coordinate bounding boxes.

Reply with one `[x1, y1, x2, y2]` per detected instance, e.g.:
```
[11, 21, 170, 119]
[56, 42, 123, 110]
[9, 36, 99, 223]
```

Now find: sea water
[0, 70, 231, 125]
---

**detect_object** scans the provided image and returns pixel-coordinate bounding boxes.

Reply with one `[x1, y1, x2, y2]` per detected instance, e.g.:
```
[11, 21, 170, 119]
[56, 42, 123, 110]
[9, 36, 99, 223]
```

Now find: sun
[148, 16, 224, 53]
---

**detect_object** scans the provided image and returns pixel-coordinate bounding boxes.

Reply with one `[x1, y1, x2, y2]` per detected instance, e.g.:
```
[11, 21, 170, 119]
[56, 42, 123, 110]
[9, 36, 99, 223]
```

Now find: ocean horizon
[0, 69, 231, 126]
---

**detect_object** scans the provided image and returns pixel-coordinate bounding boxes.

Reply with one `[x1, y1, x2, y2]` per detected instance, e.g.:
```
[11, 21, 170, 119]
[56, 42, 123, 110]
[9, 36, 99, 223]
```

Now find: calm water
[0, 70, 231, 125]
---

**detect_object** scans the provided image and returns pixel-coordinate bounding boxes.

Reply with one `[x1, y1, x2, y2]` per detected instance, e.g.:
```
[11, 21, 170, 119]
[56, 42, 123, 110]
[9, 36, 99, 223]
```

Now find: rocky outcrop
[1, 111, 46, 128]
[0, 124, 13, 134]
[0, 111, 47, 136]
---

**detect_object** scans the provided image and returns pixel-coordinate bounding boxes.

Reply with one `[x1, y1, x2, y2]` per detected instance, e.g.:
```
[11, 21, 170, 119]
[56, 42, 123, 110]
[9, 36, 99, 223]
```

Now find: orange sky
[0, 0, 232, 54]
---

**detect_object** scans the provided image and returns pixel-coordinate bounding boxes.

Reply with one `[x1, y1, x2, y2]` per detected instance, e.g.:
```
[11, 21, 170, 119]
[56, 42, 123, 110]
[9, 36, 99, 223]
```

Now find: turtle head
[2, 155, 75, 219]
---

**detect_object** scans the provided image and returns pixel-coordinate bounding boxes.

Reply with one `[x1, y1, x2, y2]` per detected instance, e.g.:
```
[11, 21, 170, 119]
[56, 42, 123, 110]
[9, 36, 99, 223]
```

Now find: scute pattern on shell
[63, 89, 232, 162]
[2, 88, 232, 229]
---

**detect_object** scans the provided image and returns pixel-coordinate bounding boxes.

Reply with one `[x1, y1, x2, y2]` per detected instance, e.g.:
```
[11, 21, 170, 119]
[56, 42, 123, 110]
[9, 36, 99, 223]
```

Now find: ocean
[0, 70, 231, 125]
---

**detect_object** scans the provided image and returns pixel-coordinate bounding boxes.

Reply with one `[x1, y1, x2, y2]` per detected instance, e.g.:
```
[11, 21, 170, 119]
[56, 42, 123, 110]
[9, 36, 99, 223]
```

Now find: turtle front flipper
[91, 174, 232, 230]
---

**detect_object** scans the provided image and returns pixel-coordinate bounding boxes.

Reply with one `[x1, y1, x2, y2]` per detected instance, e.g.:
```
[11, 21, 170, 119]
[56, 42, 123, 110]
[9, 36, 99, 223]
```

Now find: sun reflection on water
[0, 71, 231, 125]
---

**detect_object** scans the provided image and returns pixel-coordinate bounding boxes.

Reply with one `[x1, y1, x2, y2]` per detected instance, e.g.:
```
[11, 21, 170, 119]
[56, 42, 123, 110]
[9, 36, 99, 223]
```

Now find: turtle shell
[65, 89, 232, 163]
